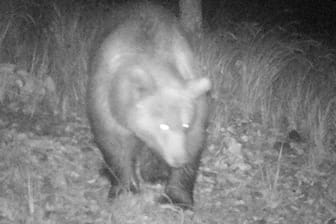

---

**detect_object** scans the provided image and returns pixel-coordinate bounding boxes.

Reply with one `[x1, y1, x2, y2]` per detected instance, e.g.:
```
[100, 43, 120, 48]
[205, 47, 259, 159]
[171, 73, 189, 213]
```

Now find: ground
[0, 109, 335, 224]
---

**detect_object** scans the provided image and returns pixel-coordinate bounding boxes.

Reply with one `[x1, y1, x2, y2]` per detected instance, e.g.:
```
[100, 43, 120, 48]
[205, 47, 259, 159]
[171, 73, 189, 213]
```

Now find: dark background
[202, 0, 336, 42]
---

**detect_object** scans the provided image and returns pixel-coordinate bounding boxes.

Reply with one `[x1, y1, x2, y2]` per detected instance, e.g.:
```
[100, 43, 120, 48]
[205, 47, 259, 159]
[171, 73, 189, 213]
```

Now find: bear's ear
[187, 77, 211, 99]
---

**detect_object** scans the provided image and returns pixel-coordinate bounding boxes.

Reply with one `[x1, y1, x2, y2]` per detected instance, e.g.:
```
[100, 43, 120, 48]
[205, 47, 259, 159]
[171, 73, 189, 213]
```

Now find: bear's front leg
[107, 158, 140, 198]
[101, 135, 142, 198]
[158, 162, 199, 210]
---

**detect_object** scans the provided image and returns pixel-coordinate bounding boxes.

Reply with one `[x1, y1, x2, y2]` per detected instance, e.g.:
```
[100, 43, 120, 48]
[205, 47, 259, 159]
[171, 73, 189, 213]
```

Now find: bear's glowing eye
[160, 123, 170, 131]
[182, 123, 190, 129]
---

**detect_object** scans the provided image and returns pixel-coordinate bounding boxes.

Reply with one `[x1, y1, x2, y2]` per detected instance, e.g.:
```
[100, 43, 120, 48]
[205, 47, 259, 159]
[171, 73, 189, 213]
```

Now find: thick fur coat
[87, 2, 211, 209]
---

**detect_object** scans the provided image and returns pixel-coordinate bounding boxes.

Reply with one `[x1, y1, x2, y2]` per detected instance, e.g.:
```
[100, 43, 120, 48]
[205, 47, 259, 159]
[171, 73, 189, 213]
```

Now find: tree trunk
[179, 0, 202, 35]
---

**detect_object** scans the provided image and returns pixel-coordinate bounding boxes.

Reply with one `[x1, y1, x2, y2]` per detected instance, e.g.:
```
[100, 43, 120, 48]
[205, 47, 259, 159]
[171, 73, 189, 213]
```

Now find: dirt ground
[0, 109, 336, 224]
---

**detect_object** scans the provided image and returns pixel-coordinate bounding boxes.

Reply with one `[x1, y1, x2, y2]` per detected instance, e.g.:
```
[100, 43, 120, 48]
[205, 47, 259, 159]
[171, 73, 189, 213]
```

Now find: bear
[87, 2, 211, 210]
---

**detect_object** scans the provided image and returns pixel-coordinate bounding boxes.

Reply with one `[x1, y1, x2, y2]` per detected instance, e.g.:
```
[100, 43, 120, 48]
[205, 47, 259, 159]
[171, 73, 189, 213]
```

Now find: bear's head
[127, 76, 211, 168]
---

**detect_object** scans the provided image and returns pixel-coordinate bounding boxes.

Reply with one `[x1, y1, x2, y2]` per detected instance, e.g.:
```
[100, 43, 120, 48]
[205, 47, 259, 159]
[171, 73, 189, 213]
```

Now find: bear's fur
[87, 2, 211, 209]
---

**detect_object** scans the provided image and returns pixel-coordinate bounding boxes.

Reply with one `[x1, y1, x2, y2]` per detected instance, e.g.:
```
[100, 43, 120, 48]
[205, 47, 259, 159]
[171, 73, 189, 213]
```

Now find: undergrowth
[198, 23, 336, 160]
[0, 3, 335, 220]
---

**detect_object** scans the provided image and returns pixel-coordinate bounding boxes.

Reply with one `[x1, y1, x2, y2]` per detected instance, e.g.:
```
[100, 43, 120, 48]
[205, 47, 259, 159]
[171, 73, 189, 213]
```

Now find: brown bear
[87, 2, 211, 210]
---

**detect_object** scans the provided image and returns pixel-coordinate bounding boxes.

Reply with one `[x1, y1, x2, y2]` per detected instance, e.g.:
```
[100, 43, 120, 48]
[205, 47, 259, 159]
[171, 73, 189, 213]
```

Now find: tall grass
[0, 0, 105, 117]
[46, 2, 100, 118]
[199, 23, 336, 158]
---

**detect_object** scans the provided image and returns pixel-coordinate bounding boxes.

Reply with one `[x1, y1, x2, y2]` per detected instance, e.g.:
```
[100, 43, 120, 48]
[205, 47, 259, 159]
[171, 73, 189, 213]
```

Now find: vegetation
[0, 0, 335, 223]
